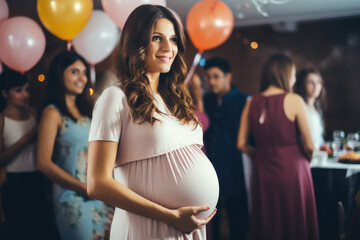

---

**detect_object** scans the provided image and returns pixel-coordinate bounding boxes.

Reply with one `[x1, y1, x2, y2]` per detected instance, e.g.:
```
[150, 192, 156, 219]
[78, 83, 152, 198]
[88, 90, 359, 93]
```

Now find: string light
[38, 74, 45, 82]
[251, 41, 259, 49]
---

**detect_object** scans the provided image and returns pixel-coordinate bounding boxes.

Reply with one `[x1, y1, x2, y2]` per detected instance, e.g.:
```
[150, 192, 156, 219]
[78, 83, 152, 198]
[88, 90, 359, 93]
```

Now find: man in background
[203, 57, 249, 240]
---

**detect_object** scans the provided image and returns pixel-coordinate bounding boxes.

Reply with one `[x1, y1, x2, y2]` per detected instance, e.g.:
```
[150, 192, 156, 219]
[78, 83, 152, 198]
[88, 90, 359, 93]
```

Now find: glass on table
[346, 132, 360, 151]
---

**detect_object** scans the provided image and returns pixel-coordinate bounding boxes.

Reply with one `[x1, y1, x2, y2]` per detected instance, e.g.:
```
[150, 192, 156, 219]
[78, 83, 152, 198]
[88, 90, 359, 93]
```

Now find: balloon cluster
[0, 0, 234, 79]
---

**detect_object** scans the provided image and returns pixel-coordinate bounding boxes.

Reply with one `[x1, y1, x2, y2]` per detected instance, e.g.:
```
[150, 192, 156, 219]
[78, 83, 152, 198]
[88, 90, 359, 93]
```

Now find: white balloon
[73, 10, 120, 65]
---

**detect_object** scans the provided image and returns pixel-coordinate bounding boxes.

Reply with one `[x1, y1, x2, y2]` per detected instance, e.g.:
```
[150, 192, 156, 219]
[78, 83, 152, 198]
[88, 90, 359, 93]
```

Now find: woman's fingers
[191, 205, 210, 215]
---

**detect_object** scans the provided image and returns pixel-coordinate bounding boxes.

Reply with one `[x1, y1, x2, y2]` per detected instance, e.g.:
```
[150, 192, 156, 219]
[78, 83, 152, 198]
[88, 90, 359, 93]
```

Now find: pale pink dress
[89, 86, 219, 240]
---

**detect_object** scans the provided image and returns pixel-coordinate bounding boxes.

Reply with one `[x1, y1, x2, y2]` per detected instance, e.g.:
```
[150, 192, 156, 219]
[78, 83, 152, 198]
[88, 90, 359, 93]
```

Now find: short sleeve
[88, 86, 124, 143]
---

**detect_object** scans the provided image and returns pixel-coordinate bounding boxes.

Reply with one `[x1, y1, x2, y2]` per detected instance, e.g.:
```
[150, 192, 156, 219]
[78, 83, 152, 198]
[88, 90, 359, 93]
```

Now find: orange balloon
[37, 0, 93, 41]
[186, 0, 234, 53]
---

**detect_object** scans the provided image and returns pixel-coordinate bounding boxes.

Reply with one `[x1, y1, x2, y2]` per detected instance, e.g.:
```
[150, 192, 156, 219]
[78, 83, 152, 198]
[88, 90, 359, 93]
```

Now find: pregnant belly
[115, 145, 219, 219]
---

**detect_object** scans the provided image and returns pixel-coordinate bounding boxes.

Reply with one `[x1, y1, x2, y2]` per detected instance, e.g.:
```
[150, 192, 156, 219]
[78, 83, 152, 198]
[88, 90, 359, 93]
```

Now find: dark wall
[186, 16, 360, 138]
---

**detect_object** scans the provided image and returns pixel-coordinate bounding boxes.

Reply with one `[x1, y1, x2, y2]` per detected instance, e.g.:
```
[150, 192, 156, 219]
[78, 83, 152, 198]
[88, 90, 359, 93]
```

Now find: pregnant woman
[87, 4, 219, 240]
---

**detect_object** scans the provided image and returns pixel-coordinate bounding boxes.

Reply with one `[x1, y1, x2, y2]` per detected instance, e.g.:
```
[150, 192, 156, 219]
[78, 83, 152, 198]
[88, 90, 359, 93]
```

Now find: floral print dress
[52, 111, 114, 240]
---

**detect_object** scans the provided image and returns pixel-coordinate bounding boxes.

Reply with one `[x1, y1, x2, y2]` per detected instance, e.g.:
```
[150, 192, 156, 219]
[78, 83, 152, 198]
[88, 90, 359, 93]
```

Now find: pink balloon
[0, 0, 9, 25]
[101, 0, 166, 29]
[0, 17, 46, 73]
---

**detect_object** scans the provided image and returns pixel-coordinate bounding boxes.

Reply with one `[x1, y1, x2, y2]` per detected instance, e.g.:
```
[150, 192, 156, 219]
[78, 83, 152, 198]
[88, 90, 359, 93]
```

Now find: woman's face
[289, 66, 297, 90]
[2, 83, 30, 108]
[305, 73, 322, 99]
[63, 60, 88, 95]
[145, 18, 178, 74]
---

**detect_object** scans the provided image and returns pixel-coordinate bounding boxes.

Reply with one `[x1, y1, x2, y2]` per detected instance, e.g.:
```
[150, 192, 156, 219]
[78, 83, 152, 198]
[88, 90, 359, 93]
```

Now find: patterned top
[51, 107, 91, 203]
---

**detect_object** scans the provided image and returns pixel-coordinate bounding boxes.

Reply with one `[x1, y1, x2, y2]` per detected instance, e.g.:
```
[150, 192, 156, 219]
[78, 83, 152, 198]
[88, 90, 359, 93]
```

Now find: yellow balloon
[37, 0, 93, 41]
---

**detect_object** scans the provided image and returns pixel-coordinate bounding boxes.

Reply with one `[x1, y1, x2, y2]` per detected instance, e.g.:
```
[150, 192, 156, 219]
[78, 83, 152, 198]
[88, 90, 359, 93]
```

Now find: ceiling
[6, 0, 360, 30]
[165, 0, 360, 28]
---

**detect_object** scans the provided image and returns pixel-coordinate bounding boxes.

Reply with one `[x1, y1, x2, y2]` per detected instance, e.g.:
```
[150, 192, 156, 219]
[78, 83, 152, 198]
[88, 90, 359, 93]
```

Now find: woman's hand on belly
[167, 205, 217, 233]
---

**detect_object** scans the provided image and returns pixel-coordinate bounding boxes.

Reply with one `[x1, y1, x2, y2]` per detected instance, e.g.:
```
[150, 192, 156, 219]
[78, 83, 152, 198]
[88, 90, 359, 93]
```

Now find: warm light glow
[251, 41, 259, 49]
[89, 88, 94, 96]
[38, 74, 45, 82]
[243, 38, 250, 45]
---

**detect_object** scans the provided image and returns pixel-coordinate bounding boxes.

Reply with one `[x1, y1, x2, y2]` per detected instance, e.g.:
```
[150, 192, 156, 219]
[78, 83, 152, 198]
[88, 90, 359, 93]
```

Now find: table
[311, 156, 360, 240]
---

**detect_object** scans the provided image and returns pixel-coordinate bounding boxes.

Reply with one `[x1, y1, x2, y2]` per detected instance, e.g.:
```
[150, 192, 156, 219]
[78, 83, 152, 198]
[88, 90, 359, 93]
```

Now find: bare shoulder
[41, 106, 61, 125]
[285, 93, 304, 106]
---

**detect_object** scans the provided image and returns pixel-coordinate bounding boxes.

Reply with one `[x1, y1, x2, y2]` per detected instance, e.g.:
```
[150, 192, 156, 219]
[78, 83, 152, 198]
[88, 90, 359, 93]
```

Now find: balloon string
[90, 65, 96, 86]
[67, 40, 72, 51]
[185, 52, 202, 85]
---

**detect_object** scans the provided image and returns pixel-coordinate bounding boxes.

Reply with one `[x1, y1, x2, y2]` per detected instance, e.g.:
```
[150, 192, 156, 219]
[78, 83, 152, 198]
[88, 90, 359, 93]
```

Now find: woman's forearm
[38, 161, 87, 196]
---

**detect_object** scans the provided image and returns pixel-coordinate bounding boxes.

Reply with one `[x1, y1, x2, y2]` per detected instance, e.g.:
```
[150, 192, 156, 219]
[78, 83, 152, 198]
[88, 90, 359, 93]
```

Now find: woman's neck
[65, 94, 77, 109]
[146, 72, 160, 94]
[307, 97, 316, 108]
[262, 85, 286, 95]
[3, 104, 29, 120]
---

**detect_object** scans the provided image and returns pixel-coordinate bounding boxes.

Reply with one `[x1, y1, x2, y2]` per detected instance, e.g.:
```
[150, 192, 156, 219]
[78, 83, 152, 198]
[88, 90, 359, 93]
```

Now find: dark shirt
[204, 86, 249, 197]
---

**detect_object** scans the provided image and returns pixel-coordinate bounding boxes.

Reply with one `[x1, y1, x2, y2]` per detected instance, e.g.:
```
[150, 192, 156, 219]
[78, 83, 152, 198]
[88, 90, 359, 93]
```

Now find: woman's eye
[170, 37, 178, 43]
[152, 36, 161, 41]
[72, 69, 79, 74]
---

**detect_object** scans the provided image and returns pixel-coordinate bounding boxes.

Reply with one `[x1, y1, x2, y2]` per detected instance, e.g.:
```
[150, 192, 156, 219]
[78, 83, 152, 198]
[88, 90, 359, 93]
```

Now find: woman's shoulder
[286, 92, 304, 103]
[98, 85, 126, 102]
[42, 105, 62, 120]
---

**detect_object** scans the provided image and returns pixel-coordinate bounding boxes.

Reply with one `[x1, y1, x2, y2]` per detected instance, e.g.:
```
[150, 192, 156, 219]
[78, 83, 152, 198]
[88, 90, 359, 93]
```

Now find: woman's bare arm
[237, 99, 255, 158]
[286, 94, 314, 161]
[36, 107, 87, 196]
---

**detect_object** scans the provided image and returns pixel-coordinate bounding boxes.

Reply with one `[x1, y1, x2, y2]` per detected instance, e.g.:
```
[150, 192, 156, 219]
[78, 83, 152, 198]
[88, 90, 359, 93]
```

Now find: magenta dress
[248, 93, 319, 240]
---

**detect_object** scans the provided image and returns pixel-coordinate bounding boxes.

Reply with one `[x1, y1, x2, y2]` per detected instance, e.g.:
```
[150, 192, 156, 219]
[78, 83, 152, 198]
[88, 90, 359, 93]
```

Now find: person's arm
[87, 141, 216, 233]
[237, 99, 255, 158]
[291, 94, 314, 161]
[36, 107, 87, 196]
[0, 112, 37, 166]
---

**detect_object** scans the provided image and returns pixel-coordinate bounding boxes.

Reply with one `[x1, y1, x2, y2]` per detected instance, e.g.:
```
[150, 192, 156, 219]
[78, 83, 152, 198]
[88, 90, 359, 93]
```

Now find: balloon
[37, 0, 93, 41]
[101, 0, 166, 29]
[73, 10, 120, 65]
[0, 0, 9, 25]
[186, 0, 234, 53]
[0, 17, 46, 73]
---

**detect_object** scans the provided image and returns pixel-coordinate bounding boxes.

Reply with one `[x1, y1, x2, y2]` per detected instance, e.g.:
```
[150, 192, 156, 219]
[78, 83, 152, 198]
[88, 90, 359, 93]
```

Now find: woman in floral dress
[37, 51, 113, 240]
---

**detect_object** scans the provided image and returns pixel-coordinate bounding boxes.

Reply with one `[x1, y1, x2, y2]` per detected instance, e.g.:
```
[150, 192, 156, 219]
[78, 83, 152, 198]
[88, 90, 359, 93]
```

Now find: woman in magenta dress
[237, 54, 319, 240]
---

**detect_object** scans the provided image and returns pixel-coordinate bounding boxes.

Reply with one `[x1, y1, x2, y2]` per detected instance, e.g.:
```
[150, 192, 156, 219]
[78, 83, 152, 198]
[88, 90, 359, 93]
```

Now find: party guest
[294, 68, 326, 149]
[203, 57, 249, 240]
[237, 54, 319, 240]
[87, 5, 218, 239]
[0, 70, 52, 240]
[36, 51, 113, 240]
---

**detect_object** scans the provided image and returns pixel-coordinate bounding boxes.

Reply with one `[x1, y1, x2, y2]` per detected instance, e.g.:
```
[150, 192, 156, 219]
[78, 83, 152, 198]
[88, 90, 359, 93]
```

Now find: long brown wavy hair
[112, 4, 199, 127]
